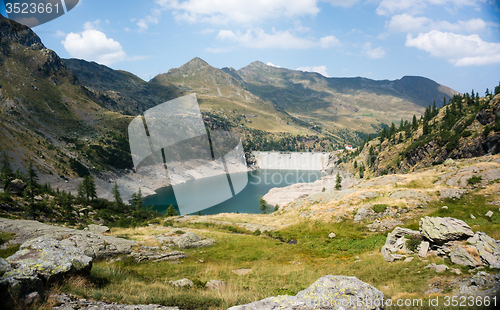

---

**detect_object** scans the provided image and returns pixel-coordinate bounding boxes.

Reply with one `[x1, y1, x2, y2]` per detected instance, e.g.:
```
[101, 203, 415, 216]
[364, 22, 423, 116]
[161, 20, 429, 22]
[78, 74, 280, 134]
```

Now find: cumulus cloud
[405, 30, 500, 66]
[376, 0, 485, 16]
[216, 28, 339, 49]
[296, 66, 330, 77]
[156, 0, 320, 24]
[363, 43, 386, 59]
[62, 21, 126, 65]
[137, 8, 161, 31]
[267, 62, 281, 67]
[386, 14, 495, 33]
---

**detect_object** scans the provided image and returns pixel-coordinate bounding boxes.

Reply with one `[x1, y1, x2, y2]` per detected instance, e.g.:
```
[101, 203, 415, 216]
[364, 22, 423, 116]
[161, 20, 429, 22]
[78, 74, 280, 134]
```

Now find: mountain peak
[0, 15, 44, 49]
[183, 57, 210, 68]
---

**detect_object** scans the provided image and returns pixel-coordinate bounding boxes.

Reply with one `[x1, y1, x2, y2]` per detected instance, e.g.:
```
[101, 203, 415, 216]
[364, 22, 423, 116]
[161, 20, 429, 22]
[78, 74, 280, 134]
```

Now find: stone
[455, 271, 500, 299]
[328, 232, 336, 238]
[51, 293, 180, 309]
[130, 250, 187, 263]
[425, 263, 449, 273]
[4, 237, 92, 281]
[0, 218, 136, 259]
[444, 158, 456, 166]
[467, 232, 500, 268]
[155, 231, 215, 249]
[206, 280, 226, 289]
[419, 217, 474, 244]
[451, 268, 461, 275]
[229, 275, 385, 310]
[367, 219, 404, 232]
[442, 206, 448, 209]
[470, 214, 476, 219]
[169, 279, 193, 287]
[418, 241, 430, 258]
[23, 291, 40, 305]
[87, 224, 110, 234]
[404, 257, 414, 262]
[353, 204, 376, 222]
[449, 245, 481, 267]
[7, 179, 26, 195]
[0, 257, 10, 276]
[232, 269, 253, 275]
[486, 211, 494, 217]
[440, 188, 467, 199]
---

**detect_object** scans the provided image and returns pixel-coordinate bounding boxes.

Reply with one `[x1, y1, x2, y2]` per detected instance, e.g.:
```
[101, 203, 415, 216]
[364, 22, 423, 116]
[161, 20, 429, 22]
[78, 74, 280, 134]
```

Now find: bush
[174, 230, 185, 235]
[467, 175, 482, 185]
[192, 279, 207, 289]
[406, 235, 422, 252]
[252, 229, 261, 236]
[372, 204, 388, 213]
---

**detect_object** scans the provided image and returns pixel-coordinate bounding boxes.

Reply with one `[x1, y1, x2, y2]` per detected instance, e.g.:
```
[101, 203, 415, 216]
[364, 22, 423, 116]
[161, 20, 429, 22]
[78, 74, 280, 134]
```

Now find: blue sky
[1, 0, 500, 94]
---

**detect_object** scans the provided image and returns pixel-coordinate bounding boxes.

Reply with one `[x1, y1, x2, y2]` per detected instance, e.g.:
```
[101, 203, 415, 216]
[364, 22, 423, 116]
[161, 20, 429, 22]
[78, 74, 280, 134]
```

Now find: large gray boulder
[0, 218, 137, 259]
[4, 237, 92, 281]
[419, 217, 474, 244]
[86, 224, 110, 234]
[228, 275, 384, 310]
[1, 237, 92, 305]
[467, 232, 500, 268]
[130, 250, 187, 263]
[52, 293, 180, 310]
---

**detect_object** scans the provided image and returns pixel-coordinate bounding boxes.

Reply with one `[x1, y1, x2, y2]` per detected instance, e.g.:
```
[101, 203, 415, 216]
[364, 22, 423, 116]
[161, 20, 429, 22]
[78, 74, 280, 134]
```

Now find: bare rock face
[419, 216, 474, 244]
[228, 275, 384, 310]
[439, 188, 467, 199]
[51, 293, 180, 310]
[449, 245, 482, 267]
[130, 250, 187, 263]
[86, 224, 110, 234]
[467, 232, 500, 268]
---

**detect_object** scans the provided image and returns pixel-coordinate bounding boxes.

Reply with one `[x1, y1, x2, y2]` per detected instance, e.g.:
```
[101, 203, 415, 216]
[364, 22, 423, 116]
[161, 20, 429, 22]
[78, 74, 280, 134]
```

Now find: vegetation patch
[372, 204, 388, 213]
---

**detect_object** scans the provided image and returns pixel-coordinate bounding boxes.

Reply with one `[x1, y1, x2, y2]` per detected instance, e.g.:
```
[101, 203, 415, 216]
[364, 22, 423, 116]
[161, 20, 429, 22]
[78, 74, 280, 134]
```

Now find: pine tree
[112, 181, 123, 207]
[166, 204, 178, 217]
[131, 188, 143, 209]
[25, 161, 39, 220]
[78, 175, 97, 203]
[259, 197, 269, 214]
[335, 172, 342, 190]
[0, 152, 13, 190]
[412, 115, 418, 130]
[495, 81, 500, 96]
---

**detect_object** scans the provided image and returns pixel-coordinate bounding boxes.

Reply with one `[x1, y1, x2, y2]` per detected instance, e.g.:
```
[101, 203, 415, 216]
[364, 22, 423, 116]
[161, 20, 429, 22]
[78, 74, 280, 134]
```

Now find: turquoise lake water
[143, 169, 324, 215]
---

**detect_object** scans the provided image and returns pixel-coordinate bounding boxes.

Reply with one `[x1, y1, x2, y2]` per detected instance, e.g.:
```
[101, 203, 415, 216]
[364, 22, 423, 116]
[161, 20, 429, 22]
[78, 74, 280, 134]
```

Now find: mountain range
[0, 15, 458, 181]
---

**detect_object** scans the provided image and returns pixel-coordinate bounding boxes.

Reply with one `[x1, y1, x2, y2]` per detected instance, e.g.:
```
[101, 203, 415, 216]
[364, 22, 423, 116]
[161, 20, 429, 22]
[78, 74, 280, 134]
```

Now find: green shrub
[467, 175, 482, 185]
[163, 220, 174, 227]
[252, 229, 261, 236]
[372, 204, 388, 213]
[192, 279, 207, 289]
[174, 230, 185, 235]
[406, 235, 422, 252]
[461, 130, 472, 138]
[273, 288, 296, 296]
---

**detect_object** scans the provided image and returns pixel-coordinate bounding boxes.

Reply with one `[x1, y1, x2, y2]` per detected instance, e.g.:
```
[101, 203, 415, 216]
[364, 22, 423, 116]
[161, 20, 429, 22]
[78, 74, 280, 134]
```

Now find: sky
[1, 0, 500, 94]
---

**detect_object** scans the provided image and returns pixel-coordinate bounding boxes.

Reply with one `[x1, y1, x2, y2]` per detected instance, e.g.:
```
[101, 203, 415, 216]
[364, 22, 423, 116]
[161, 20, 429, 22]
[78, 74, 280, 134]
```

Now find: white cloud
[156, 0, 320, 24]
[363, 43, 386, 59]
[320, 35, 340, 48]
[376, 0, 485, 16]
[296, 65, 330, 77]
[216, 28, 339, 49]
[267, 62, 281, 67]
[386, 14, 495, 33]
[405, 30, 500, 66]
[137, 8, 161, 31]
[62, 22, 127, 65]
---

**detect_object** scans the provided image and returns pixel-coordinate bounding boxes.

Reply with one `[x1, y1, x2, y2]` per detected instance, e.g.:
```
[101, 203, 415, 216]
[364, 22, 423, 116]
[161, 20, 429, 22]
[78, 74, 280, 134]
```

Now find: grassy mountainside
[338, 91, 500, 178]
[0, 15, 134, 177]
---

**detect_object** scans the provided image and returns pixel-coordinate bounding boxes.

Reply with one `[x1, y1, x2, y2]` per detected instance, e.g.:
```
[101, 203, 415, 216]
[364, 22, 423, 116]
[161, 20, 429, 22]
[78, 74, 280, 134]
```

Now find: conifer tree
[112, 181, 123, 207]
[0, 152, 13, 190]
[25, 161, 39, 219]
[335, 172, 342, 190]
[78, 175, 97, 203]
[131, 188, 143, 209]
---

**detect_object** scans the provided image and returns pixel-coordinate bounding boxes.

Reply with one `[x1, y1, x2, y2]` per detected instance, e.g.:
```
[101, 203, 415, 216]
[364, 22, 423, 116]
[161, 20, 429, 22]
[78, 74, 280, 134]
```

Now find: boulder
[328, 232, 336, 238]
[169, 279, 193, 287]
[228, 275, 385, 310]
[455, 271, 500, 299]
[419, 217, 474, 244]
[449, 245, 481, 267]
[51, 293, 180, 310]
[424, 263, 449, 273]
[4, 237, 92, 281]
[418, 241, 430, 258]
[439, 189, 467, 199]
[7, 179, 26, 195]
[486, 211, 494, 218]
[206, 280, 226, 289]
[467, 232, 500, 268]
[0, 258, 10, 276]
[155, 231, 215, 249]
[87, 224, 110, 234]
[381, 227, 421, 262]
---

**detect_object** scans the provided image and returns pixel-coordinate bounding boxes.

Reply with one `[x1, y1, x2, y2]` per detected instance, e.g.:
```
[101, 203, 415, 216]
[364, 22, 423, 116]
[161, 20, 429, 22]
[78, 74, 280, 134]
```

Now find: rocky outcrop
[86, 224, 110, 234]
[467, 232, 500, 268]
[7, 179, 26, 195]
[439, 188, 467, 199]
[154, 231, 215, 249]
[419, 216, 474, 244]
[51, 293, 180, 310]
[169, 278, 194, 288]
[1, 237, 92, 306]
[454, 271, 500, 299]
[381, 227, 421, 262]
[0, 218, 136, 259]
[228, 275, 384, 310]
[449, 245, 481, 267]
[175, 216, 277, 232]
